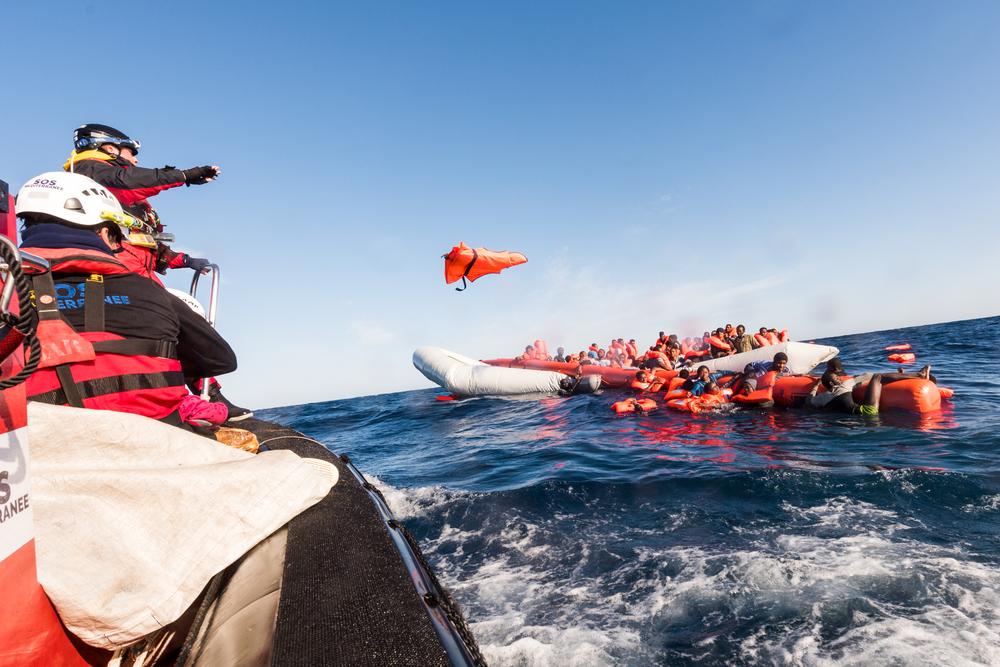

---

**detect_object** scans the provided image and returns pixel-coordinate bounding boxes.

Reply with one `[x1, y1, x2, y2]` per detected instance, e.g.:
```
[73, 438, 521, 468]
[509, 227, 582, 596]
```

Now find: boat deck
[240, 417, 463, 666]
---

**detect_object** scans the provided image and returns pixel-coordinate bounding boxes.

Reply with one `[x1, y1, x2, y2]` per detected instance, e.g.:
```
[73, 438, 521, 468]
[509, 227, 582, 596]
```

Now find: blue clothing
[746, 360, 790, 378]
[688, 371, 728, 396]
[21, 223, 114, 255]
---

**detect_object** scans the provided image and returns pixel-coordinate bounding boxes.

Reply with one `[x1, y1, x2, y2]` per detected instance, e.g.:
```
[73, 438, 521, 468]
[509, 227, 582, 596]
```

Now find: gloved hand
[182, 165, 220, 185]
[183, 255, 212, 273]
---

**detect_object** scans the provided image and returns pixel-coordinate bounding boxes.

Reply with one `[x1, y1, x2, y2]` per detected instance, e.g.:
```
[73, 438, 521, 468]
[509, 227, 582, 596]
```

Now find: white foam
[378, 481, 1000, 666]
[962, 494, 1000, 513]
[367, 475, 458, 519]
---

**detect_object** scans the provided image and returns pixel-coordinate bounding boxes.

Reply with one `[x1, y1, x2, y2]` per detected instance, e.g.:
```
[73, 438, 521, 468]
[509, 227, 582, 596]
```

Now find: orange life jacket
[443, 242, 527, 290]
[612, 398, 657, 414]
[707, 336, 732, 351]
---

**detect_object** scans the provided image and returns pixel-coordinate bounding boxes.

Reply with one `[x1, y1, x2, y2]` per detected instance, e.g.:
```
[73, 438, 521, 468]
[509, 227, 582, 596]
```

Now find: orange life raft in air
[884, 343, 911, 351]
[444, 242, 528, 290]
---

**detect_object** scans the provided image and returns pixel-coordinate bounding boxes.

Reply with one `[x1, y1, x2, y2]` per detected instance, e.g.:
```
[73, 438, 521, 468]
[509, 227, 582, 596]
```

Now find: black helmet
[74, 123, 141, 154]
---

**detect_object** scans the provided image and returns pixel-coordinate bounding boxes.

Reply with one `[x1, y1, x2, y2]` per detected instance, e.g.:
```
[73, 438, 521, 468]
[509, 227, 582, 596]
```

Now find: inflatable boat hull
[415, 347, 565, 397]
[482, 358, 637, 388]
[689, 342, 839, 375]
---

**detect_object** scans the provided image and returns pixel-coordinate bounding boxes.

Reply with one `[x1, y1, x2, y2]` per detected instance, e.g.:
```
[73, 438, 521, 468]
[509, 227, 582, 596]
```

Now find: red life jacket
[21, 247, 187, 421]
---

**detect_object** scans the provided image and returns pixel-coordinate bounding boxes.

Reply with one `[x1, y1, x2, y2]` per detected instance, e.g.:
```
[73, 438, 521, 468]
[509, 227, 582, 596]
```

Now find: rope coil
[0, 241, 41, 389]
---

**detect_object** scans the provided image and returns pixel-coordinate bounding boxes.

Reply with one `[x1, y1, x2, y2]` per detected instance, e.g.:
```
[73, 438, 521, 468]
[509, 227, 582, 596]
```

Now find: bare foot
[918, 365, 931, 379]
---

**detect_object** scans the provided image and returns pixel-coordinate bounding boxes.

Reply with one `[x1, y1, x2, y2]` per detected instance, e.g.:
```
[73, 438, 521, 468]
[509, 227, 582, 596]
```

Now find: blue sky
[3, 2, 999, 407]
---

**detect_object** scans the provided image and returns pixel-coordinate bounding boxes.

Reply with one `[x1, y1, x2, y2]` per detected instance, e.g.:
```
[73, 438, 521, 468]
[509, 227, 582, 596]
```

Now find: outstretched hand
[183, 165, 221, 185]
[183, 256, 212, 273]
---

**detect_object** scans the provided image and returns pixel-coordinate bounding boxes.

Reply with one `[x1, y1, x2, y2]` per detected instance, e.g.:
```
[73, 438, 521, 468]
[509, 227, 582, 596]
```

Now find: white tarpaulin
[27, 402, 337, 649]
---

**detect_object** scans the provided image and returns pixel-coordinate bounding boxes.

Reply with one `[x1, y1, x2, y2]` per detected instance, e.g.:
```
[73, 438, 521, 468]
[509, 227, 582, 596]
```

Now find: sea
[260, 316, 1000, 666]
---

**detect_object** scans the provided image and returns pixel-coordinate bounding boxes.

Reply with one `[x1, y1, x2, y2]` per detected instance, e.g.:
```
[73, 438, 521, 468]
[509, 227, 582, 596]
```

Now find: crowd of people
[518, 329, 938, 417]
[11, 123, 250, 430]
[517, 323, 790, 371]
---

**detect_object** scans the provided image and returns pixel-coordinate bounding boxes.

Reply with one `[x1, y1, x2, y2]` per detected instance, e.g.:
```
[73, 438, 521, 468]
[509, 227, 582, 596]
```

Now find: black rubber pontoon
[240, 418, 485, 667]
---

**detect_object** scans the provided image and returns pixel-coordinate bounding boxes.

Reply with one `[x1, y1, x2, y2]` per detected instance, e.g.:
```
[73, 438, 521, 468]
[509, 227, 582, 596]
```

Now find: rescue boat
[0, 178, 484, 666]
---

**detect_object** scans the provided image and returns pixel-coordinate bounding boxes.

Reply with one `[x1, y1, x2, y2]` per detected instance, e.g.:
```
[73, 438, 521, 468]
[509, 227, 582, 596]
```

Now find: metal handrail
[0, 235, 22, 317]
[189, 263, 221, 399]
[189, 263, 220, 328]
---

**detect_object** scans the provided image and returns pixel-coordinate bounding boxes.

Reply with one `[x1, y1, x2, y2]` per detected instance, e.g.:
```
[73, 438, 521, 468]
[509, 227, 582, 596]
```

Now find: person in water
[806, 357, 933, 415]
[745, 352, 792, 378]
[16, 171, 237, 427]
[682, 365, 728, 396]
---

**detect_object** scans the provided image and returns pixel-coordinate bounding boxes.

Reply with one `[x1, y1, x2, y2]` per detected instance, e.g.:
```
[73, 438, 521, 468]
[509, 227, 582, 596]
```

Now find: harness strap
[456, 249, 479, 292]
[91, 339, 178, 359]
[54, 365, 85, 408]
[31, 273, 64, 321]
[84, 274, 105, 332]
[29, 370, 186, 406]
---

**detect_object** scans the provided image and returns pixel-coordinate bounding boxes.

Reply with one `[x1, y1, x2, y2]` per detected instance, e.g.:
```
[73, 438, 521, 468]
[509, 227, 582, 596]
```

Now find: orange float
[731, 386, 774, 408]
[666, 392, 728, 414]
[851, 378, 940, 413]
[771, 375, 943, 414]
[884, 343, 911, 351]
[887, 353, 916, 363]
[612, 398, 658, 414]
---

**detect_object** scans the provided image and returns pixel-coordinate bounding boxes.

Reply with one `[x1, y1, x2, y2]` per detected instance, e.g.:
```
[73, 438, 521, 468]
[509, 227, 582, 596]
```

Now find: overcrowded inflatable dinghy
[414, 347, 603, 397]
[690, 341, 838, 375]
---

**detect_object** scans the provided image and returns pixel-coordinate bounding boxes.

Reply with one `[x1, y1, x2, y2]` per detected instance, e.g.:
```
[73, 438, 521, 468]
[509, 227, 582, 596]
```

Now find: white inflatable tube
[413, 347, 565, 396]
[691, 342, 839, 375]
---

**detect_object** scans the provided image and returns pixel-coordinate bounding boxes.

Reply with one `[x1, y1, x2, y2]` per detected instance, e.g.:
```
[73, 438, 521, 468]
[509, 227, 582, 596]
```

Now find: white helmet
[16, 171, 125, 228]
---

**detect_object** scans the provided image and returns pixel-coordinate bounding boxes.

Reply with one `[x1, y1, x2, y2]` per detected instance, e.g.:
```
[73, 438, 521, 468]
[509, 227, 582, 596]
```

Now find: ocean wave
[263, 315, 1000, 666]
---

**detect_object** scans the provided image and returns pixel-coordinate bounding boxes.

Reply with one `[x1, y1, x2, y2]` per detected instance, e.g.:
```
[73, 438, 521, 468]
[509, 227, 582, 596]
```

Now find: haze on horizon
[3, 2, 999, 408]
